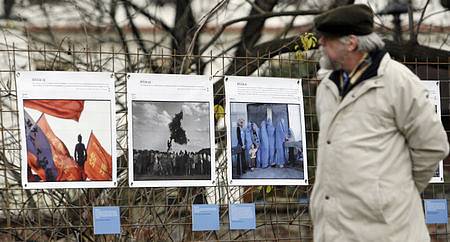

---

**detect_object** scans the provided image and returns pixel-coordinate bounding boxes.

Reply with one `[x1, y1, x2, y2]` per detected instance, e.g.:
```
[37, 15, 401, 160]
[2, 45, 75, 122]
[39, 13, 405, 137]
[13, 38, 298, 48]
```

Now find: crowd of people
[133, 150, 211, 178]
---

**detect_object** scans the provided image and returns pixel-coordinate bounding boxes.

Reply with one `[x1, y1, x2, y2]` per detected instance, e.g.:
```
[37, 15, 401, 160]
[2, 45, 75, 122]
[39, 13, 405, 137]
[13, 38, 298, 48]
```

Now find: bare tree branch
[414, 0, 431, 44]
[408, 3, 415, 43]
[199, 9, 322, 55]
[109, 0, 133, 72]
[180, 0, 228, 73]
[329, 0, 354, 8]
[170, 0, 200, 74]
[244, 0, 267, 14]
[418, 9, 449, 23]
[125, 0, 177, 39]
[38, 2, 57, 46]
[225, 35, 303, 76]
[231, 0, 279, 58]
[384, 39, 450, 62]
[213, 35, 308, 104]
[123, 0, 153, 70]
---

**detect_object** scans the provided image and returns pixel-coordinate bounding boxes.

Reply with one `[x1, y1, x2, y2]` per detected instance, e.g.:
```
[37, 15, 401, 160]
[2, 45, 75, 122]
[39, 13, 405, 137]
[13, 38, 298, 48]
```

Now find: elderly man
[310, 4, 449, 242]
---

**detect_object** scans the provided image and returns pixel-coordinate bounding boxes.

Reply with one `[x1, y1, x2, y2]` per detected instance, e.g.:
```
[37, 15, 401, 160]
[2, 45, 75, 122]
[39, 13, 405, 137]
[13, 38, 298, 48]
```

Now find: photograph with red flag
[23, 100, 112, 184]
[17, 71, 116, 189]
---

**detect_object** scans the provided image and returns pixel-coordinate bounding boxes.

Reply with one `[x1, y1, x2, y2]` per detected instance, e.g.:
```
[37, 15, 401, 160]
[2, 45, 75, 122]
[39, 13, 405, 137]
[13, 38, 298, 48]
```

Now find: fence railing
[0, 46, 448, 241]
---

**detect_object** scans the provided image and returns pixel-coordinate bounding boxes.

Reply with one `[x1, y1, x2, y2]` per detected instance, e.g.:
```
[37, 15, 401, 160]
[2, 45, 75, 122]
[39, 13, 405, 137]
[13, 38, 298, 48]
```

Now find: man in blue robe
[275, 119, 287, 167]
[259, 120, 269, 168]
[266, 118, 276, 166]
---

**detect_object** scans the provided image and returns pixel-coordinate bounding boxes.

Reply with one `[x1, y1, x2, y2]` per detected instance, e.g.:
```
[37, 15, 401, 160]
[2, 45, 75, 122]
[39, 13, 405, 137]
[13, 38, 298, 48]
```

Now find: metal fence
[0, 46, 449, 241]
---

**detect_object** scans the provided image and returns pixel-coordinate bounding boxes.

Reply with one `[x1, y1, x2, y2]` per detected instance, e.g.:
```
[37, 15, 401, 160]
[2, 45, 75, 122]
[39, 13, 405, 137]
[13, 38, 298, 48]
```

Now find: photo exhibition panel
[127, 74, 215, 187]
[17, 71, 117, 189]
[225, 76, 308, 186]
[422, 80, 444, 183]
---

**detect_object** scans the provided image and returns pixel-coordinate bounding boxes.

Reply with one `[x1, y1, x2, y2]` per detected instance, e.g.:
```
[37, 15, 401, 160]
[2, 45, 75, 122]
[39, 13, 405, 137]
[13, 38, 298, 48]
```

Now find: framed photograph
[225, 76, 308, 186]
[422, 80, 444, 183]
[17, 71, 117, 189]
[127, 74, 215, 187]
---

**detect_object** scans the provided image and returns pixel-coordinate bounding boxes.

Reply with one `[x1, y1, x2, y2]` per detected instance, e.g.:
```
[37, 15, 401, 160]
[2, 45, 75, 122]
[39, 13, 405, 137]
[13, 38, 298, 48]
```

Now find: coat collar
[322, 50, 391, 101]
[321, 52, 392, 133]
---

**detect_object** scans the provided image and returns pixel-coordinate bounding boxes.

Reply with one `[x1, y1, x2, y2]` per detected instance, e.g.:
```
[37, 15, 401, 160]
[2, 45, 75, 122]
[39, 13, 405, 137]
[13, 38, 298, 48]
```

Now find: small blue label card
[192, 204, 220, 231]
[229, 203, 256, 230]
[93, 206, 121, 235]
[299, 196, 309, 205]
[424, 199, 448, 224]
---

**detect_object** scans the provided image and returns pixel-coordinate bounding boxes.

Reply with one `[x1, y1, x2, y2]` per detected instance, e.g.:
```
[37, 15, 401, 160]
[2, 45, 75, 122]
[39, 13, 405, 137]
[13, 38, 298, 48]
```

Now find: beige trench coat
[311, 53, 449, 242]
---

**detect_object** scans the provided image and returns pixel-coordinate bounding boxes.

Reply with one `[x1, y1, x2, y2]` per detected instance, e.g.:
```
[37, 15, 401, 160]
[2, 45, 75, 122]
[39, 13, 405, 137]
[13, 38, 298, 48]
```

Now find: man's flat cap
[314, 4, 374, 37]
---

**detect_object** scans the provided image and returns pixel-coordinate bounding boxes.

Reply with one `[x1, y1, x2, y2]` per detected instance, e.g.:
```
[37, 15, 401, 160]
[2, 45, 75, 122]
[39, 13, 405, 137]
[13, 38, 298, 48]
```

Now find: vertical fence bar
[99, 44, 102, 72]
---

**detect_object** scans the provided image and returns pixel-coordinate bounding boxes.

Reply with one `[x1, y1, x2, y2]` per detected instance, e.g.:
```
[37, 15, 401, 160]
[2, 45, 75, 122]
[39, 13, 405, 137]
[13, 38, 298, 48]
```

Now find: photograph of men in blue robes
[230, 103, 304, 180]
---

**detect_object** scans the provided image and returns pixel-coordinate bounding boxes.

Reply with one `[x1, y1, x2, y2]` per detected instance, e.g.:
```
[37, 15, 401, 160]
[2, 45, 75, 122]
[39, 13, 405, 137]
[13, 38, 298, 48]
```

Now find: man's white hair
[339, 32, 385, 52]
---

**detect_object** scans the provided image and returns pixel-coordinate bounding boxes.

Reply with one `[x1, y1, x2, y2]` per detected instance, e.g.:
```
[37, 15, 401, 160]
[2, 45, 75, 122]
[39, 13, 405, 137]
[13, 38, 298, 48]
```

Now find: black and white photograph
[225, 76, 308, 186]
[127, 73, 215, 187]
[132, 101, 212, 181]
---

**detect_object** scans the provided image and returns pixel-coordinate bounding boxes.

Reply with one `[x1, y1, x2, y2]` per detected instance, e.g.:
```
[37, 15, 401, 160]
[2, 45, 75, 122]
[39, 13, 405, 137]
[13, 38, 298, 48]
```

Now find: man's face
[319, 36, 348, 71]
[238, 119, 245, 127]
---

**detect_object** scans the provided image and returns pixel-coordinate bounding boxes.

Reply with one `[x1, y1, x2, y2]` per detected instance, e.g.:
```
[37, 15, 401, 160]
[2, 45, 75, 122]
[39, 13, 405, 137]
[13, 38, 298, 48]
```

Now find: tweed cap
[314, 4, 374, 37]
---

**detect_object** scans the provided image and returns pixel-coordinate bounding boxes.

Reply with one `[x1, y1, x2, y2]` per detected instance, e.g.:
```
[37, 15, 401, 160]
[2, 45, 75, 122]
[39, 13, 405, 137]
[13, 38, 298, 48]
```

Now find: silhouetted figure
[168, 111, 187, 145]
[167, 139, 172, 152]
[74, 134, 87, 180]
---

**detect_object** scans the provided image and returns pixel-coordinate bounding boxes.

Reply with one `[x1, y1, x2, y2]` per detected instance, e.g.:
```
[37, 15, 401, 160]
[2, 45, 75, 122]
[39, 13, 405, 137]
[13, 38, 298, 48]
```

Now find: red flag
[25, 112, 58, 182]
[24, 100, 84, 121]
[85, 132, 112, 181]
[27, 151, 47, 181]
[37, 115, 82, 181]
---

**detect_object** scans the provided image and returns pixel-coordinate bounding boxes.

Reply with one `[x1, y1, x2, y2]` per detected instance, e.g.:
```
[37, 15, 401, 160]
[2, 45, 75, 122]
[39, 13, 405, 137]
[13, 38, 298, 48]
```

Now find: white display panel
[17, 71, 117, 189]
[225, 76, 308, 186]
[127, 74, 215, 187]
[422, 80, 444, 183]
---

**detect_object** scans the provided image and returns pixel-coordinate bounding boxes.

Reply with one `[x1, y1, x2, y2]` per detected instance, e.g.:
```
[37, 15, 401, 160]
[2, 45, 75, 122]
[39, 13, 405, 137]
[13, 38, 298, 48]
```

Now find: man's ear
[347, 35, 358, 51]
